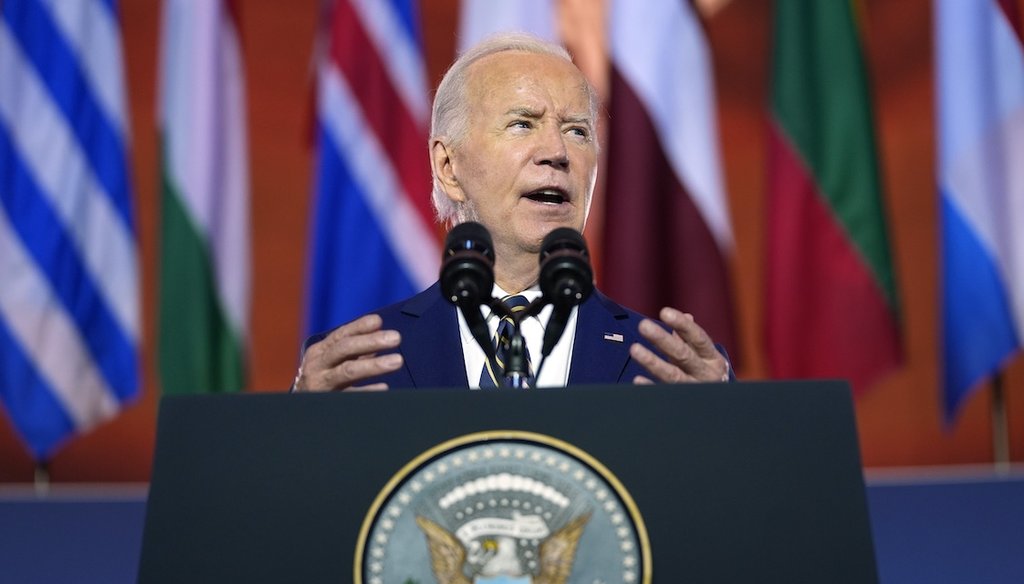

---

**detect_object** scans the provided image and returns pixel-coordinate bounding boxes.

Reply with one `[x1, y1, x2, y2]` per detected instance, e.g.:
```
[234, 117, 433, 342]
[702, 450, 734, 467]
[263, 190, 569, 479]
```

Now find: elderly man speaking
[294, 33, 731, 392]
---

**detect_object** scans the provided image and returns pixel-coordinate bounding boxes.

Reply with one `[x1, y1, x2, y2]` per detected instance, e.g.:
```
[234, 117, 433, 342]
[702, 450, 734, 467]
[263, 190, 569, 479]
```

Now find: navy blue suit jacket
[304, 282, 663, 389]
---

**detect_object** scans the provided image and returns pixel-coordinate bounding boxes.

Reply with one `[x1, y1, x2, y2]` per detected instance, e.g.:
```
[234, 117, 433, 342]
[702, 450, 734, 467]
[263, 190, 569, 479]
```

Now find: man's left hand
[630, 307, 731, 384]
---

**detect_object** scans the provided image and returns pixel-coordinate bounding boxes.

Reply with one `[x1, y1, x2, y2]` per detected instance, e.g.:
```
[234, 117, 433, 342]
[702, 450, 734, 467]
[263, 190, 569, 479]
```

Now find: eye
[509, 119, 532, 130]
[567, 126, 590, 140]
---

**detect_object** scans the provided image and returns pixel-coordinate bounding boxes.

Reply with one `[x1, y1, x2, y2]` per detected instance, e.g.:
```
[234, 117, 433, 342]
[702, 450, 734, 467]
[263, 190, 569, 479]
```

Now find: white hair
[429, 33, 599, 227]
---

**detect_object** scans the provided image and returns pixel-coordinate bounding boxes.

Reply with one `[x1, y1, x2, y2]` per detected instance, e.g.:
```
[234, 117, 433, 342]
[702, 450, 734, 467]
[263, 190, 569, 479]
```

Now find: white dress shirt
[457, 284, 578, 389]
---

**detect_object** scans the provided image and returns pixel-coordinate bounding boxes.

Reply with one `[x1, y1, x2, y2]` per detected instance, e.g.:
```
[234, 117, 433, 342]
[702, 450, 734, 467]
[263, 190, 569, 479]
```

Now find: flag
[938, 0, 1024, 420]
[158, 0, 250, 394]
[0, 0, 138, 458]
[765, 0, 902, 392]
[305, 0, 438, 336]
[456, 0, 557, 52]
[603, 0, 738, 359]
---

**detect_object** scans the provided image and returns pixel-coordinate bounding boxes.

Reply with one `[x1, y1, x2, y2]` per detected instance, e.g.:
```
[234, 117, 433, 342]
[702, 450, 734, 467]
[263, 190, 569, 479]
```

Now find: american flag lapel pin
[603, 332, 624, 343]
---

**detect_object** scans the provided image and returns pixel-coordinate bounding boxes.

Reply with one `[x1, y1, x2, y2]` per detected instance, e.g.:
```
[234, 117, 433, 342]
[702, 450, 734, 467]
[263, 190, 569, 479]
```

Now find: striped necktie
[479, 295, 533, 388]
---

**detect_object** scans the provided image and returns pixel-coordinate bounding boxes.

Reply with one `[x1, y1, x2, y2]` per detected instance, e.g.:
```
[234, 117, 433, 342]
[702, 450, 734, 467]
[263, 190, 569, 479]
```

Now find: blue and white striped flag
[938, 0, 1024, 421]
[305, 0, 438, 336]
[0, 0, 138, 459]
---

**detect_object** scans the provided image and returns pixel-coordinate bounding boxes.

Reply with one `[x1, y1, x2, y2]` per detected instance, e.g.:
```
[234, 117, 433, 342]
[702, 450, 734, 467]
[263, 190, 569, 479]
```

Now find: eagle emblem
[416, 512, 591, 584]
[356, 434, 649, 584]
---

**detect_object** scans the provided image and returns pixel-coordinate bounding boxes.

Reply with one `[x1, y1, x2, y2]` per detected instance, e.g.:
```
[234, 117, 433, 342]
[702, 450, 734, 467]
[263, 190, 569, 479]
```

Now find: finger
[659, 307, 718, 359]
[322, 352, 404, 389]
[638, 318, 691, 360]
[349, 383, 389, 392]
[291, 374, 320, 393]
[629, 342, 696, 384]
[296, 312, 403, 391]
[313, 329, 401, 369]
[297, 351, 403, 392]
[640, 314, 727, 381]
[319, 314, 384, 358]
[327, 313, 384, 340]
[637, 319, 711, 379]
[321, 314, 399, 355]
[633, 375, 655, 385]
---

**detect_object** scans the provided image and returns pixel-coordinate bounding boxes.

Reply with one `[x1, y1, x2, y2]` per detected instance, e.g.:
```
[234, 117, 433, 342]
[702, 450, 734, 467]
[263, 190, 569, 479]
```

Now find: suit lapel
[394, 285, 638, 388]
[398, 283, 469, 389]
[568, 291, 635, 385]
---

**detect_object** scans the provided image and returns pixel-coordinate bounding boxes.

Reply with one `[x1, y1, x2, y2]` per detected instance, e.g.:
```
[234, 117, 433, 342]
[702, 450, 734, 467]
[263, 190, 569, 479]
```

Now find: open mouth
[523, 188, 569, 205]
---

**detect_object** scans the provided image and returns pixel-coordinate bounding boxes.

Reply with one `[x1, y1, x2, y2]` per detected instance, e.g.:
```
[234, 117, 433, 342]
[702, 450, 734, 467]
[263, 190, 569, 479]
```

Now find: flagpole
[992, 372, 1010, 473]
[34, 461, 50, 496]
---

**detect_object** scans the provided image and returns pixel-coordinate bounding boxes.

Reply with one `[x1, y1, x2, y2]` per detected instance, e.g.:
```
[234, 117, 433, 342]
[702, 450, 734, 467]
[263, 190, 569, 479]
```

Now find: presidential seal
[355, 431, 651, 584]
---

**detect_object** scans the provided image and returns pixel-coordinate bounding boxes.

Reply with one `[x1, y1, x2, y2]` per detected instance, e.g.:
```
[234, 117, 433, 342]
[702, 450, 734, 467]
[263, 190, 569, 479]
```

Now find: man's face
[441, 51, 598, 257]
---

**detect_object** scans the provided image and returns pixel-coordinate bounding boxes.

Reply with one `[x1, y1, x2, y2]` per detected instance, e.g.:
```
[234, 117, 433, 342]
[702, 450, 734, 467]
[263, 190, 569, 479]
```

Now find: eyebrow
[504, 108, 593, 127]
[561, 114, 593, 126]
[505, 107, 543, 118]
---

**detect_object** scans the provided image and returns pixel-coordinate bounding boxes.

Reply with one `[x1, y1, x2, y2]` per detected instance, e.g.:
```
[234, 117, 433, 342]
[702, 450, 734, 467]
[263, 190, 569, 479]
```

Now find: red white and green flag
[765, 0, 901, 392]
[158, 0, 249, 394]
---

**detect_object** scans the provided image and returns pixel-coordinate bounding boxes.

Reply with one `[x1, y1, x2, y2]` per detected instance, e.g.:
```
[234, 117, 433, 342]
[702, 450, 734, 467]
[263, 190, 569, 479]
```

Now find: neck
[493, 246, 539, 294]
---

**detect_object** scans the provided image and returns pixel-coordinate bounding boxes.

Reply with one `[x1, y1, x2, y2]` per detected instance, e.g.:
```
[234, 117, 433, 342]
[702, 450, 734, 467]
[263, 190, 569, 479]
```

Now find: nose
[533, 126, 569, 170]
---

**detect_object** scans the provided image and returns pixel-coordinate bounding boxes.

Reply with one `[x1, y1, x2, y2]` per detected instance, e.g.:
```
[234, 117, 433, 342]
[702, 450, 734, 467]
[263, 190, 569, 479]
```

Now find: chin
[528, 225, 575, 252]
[548, 218, 586, 237]
[509, 215, 584, 251]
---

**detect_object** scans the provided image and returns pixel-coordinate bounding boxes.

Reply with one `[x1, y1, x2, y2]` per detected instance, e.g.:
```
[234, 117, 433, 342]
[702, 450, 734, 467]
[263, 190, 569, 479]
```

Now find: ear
[430, 138, 466, 204]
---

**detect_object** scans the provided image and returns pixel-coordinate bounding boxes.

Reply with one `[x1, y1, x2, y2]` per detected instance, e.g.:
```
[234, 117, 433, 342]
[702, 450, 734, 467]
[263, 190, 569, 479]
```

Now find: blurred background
[1, 0, 1022, 483]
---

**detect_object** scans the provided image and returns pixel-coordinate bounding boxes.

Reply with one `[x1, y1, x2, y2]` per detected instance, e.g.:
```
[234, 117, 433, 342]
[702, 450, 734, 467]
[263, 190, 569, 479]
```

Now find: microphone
[441, 221, 494, 306]
[538, 227, 594, 357]
[440, 222, 496, 367]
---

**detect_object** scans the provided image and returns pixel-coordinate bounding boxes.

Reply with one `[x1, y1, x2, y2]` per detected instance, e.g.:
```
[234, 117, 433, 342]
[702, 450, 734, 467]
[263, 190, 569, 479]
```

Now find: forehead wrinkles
[466, 53, 591, 116]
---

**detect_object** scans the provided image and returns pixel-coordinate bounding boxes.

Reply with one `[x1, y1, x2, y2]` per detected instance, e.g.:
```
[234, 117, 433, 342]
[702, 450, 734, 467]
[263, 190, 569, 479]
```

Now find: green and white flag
[158, 0, 249, 394]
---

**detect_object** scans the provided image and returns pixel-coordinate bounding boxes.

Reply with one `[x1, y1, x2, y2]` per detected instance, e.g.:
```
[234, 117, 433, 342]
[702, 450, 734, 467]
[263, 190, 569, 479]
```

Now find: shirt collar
[492, 283, 542, 303]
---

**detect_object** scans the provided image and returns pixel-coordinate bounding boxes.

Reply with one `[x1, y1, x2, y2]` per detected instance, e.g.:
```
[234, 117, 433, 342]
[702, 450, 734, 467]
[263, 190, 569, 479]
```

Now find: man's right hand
[292, 314, 403, 392]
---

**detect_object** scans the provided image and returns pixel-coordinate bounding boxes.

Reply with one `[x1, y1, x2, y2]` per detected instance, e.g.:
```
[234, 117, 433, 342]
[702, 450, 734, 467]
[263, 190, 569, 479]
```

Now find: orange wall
[0, 0, 1020, 481]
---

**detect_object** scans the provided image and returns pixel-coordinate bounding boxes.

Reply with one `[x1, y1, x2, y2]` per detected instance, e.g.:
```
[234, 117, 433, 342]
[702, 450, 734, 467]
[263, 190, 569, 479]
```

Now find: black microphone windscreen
[445, 221, 493, 256]
[440, 222, 495, 307]
[541, 227, 588, 257]
[539, 227, 593, 306]
[538, 228, 592, 356]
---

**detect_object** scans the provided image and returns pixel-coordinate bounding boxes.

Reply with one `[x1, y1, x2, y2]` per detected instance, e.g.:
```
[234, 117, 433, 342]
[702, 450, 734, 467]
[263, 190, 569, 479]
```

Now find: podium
[138, 381, 877, 583]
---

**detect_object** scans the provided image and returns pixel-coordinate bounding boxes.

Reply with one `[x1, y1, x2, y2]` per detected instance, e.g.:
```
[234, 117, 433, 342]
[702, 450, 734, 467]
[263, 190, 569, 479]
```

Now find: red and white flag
[602, 0, 738, 359]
